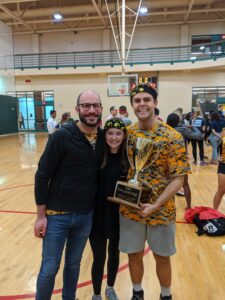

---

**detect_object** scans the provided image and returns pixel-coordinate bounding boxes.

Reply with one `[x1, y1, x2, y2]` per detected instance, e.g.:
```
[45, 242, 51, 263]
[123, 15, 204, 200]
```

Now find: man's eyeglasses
[78, 103, 102, 110]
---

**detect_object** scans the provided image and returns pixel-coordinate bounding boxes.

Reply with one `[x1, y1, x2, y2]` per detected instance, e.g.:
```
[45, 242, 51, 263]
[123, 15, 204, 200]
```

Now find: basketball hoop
[108, 74, 138, 97]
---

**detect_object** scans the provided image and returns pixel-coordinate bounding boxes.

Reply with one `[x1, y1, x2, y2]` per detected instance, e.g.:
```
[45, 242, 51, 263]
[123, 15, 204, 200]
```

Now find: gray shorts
[119, 215, 176, 257]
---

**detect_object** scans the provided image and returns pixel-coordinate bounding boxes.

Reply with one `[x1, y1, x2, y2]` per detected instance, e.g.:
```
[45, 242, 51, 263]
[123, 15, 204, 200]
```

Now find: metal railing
[1, 40, 225, 70]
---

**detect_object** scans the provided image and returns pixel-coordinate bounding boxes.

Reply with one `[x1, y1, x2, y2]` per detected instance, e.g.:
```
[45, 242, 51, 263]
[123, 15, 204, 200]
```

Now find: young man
[119, 84, 190, 300]
[105, 106, 118, 121]
[47, 109, 57, 135]
[34, 90, 104, 300]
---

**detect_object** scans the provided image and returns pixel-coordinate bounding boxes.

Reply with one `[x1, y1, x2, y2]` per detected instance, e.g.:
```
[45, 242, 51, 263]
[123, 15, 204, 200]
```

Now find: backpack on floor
[193, 214, 225, 236]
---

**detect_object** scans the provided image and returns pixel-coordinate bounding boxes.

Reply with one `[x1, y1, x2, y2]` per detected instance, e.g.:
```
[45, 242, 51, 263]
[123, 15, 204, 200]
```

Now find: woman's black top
[91, 152, 126, 239]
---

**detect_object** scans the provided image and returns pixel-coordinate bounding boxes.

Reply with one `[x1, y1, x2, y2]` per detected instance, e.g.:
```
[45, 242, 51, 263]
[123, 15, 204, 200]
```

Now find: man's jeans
[35, 210, 93, 300]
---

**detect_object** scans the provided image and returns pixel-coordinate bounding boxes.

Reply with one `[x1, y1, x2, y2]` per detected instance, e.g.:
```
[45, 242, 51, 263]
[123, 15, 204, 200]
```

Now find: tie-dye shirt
[120, 121, 190, 225]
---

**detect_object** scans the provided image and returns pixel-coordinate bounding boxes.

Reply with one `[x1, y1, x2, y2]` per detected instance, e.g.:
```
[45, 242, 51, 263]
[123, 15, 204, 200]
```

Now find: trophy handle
[126, 135, 135, 170]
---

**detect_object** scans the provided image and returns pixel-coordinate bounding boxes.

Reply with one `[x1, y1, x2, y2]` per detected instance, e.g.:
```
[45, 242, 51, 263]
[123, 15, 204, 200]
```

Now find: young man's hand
[137, 202, 158, 217]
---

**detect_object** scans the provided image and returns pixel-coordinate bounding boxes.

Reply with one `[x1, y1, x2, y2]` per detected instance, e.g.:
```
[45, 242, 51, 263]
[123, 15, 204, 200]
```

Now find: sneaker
[159, 294, 172, 300]
[131, 289, 144, 300]
[105, 287, 119, 300]
[200, 161, 208, 166]
[176, 191, 185, 196]
[92, 295, 102, 300]
[193, 160, 197, 165]
[210, 160, 218, 165]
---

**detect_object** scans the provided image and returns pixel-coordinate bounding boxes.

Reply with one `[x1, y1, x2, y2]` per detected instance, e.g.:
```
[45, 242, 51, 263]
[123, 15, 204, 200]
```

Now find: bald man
[34, 90, 104, 300]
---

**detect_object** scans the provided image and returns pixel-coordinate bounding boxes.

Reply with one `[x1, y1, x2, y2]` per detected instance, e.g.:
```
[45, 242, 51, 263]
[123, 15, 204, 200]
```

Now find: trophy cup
[108, 137, 154, 208]
[128, 137, 154, 186]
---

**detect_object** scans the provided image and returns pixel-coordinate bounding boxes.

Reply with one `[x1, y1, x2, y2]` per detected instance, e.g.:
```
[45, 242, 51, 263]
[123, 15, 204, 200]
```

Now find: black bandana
[104, 118, 126, 132]
[130, 84, 157, 101]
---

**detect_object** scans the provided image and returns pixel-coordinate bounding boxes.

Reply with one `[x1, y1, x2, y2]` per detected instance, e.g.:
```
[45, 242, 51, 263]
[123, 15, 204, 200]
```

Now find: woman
[55, 112, 69, 128]
[167, 113, 202, 209]
[90, 118, 128, 300]
[213, 128, 225, 210]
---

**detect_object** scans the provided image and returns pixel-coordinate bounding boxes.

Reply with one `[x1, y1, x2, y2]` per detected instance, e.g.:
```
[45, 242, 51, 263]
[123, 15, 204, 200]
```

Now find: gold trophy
[128, 137, 154, 187]
[108, 136, 155, 208]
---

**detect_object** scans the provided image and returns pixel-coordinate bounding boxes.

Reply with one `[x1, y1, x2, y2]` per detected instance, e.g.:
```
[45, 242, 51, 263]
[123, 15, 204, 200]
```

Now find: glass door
[27, 92, 35, 131]
[7, 90, 55, 132]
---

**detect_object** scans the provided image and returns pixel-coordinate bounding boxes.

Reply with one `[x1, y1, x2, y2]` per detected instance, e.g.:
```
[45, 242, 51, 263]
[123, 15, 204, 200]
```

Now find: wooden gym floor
[0, 133, 224, 300]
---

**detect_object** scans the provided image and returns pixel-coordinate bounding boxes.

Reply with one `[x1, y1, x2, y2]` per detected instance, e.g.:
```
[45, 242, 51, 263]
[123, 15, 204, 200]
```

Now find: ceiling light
[52, 11, 63, 21]
[140, 7, 148, 14]
[200, 46, 205, 50]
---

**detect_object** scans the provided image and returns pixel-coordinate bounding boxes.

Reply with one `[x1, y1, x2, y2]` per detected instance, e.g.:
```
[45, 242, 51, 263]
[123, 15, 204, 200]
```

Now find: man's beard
[79, 114, 101, 127]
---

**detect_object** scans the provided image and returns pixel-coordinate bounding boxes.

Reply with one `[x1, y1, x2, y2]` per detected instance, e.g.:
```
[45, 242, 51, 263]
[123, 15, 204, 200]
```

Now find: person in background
[34, 91, 104, 300]
[18, 112, 25, 129]
[209, 111, 225, 164]
[167, 113, 202, 209]
[155, 107, 163, 122]
[173, 108, 183, 123]
[190, 110, 206, 165]
[47, 110, 57, 136]
[90, 118, 128, 300]
[204, 112, 212, 144]
[119, 84, 190, 300]
[67, 111, 75, 124]
[183, 112, 192, 127]
[105, 106, 118, 121]
[218, 104, 224, 119]
[55, 112, 70, 129]
[213, 128, 225, 210]
[119, 105, 132, 126]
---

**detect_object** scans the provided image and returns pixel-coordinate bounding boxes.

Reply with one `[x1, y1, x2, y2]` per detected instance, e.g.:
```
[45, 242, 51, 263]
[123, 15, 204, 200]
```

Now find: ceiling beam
[12, 17, 225, 35]
[184, 0, 195, 22]
[4, 8, 225, 25]
[0, 0, 39, 3]
[0, 1, 217, 20]
[91, 0, 106, 26]
[61, 20, 82, 32]
[0, 3, 35, 32]
[6, 7, 225, 26]
[214, 12, 225, 19]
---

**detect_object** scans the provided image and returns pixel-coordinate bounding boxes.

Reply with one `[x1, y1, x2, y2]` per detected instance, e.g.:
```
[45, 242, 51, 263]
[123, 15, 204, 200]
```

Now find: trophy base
[107, 181, 143, 209]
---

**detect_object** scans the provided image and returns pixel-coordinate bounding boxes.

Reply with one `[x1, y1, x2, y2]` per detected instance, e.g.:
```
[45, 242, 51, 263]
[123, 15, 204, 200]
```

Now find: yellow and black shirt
[120, 121, 190, 225]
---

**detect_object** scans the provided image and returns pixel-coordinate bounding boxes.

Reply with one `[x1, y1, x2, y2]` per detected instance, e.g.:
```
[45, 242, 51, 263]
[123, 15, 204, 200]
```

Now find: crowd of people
[37, 85, 224, 300]
[166, 107, 225, 210]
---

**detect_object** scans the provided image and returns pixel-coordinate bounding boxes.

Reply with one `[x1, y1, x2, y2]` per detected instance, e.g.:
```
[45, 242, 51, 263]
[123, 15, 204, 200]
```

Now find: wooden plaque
[107, 181, 142, 208]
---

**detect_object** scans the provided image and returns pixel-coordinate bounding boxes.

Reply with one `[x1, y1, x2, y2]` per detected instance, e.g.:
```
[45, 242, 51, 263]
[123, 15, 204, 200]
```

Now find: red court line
[0, 248, 151, 299]
[0, 185, 191, 224]
[0, 210, 36, 215]
[0, 209, 190, 225]
[0, 184, 190, 298]
[0, 184, 34, 192]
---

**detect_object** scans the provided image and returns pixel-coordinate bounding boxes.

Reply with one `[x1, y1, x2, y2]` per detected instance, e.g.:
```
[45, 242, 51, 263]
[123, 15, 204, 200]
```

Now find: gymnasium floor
[0, 132, 224, 300]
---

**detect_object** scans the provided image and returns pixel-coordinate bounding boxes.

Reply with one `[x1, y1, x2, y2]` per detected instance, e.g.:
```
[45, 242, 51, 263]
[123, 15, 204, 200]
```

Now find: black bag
[193, 214, 225, 236]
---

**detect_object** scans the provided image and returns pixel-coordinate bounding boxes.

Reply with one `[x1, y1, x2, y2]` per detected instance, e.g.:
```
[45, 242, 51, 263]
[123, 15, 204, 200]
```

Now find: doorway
[7, 90, 54, 132]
